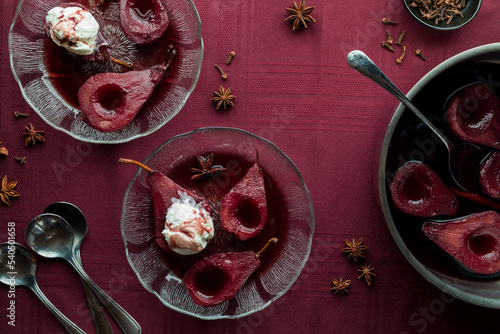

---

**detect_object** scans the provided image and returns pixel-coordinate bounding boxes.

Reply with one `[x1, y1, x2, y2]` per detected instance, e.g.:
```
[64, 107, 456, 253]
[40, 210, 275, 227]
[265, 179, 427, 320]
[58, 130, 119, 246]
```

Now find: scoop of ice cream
[162, 192, 214, 255]
[46, 6, 99, 56]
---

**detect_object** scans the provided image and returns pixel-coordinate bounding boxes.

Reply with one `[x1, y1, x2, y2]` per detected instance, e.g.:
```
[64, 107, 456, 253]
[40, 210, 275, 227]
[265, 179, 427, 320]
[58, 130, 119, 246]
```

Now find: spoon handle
[70, 259, 142, 334]
[347, 50, 453, 151]
[30, 281, 86, 334]
[76, 251, 115, 334]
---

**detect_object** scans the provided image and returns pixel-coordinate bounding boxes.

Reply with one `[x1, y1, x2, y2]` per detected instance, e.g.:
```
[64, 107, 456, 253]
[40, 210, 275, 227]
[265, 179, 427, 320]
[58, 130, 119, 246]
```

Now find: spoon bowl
[44, 202, 87, 254]
[26, 213, 141, 333]
[0, 242, 85, 334]
[347, 50, 485, 191]
[0, 242, 36, 287]
[25, 214, 74, 259]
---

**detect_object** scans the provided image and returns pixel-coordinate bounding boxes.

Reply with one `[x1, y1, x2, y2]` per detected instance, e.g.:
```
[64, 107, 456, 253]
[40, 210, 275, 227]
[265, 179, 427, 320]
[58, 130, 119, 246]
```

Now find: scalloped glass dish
[9, 0, 203, 144]
[121, 127, 315, 319]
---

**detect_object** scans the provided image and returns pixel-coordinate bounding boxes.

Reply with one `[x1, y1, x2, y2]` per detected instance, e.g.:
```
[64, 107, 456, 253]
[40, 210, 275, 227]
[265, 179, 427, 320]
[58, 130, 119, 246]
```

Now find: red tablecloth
[2, 0, 500, 333]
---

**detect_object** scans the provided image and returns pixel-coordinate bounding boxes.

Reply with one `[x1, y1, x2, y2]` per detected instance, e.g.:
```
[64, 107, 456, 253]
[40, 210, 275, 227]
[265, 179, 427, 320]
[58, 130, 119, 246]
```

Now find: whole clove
[415, 49, 426, 61]
[408, 0, 465, 26]
[14, 111, 29, 118]
[226, 51, 236, 65]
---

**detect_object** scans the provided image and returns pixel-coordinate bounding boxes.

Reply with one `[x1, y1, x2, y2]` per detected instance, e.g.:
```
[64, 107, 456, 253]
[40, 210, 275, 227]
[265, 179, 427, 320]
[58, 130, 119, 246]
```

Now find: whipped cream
[46, 6, 99, 56]
[162, 192, 214, 255]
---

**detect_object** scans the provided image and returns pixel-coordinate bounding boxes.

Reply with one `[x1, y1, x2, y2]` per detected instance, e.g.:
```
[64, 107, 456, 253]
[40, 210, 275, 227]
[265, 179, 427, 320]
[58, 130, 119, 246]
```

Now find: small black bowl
[403, 0, 482, 30]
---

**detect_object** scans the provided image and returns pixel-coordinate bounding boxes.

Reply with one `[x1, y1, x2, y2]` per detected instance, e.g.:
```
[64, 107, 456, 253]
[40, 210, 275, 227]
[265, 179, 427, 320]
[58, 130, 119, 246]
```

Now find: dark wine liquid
[385, 62, 500, 280]
[234, 196, 261, 228]
[469, 234, 497, 256]
[194, 267, 226, 296]
[96, 83, 126, 112]
[401, 172, 430, 201]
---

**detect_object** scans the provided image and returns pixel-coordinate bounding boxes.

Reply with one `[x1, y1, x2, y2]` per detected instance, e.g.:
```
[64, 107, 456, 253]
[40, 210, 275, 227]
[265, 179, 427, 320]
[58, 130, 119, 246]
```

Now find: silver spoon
[0, 242, 85, 334]
[44, 202, 114, 334]
[347, 50, 485, 191]
[25, 213, 142, 334]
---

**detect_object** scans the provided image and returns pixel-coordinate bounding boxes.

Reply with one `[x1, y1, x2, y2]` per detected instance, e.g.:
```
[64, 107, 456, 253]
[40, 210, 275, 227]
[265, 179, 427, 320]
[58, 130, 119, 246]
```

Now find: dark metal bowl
[379, 43, 500, 309]
[403, 0, 482, 30]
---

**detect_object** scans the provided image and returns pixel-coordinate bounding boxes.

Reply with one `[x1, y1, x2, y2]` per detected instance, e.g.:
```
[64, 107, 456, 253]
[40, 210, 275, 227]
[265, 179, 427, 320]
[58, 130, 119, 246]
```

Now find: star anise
[331, 277, 351, 295]
[285, 0, 316, 31]
[342, 238, 367, 262]
[191, 153, 227, 180]
[211, 86, 235, 110]
[358, 264, 376, 286]
[23, 123, 45, 146]
[1, 175, 20, 207]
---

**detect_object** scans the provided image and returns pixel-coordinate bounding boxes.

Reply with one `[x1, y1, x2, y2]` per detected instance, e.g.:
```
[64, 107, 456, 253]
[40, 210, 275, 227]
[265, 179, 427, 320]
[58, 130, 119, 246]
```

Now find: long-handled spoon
[347, 50, 486, 191]
[0, 242, 85, 334]
[43, 202, 114, 334]
[25, 213, 142, 334]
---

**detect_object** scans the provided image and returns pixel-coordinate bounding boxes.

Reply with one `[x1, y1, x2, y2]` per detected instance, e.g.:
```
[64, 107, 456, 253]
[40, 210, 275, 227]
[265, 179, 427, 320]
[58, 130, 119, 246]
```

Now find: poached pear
[120, 0, 169, 44]
[78, 47, 175, 132]
[220, 163, 268, 240]
[479, 151, 500, 199]
[422, 211, 500, 277]
[183, 238, 278, 306]
[119, 158, 211, 254]
[445, 83, 500, 150]
[389, 161, 458, 217]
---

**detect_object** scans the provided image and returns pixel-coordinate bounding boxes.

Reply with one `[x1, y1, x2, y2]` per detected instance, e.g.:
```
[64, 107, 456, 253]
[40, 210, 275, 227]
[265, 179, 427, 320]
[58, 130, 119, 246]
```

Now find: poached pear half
[78, 47, 175, 132]
[446, 83, 500, 150]
[422, 211, 500, 277]
[220, 163, 268, 240]
[479, 151, 500, 199]
[390, 161, 458, 217]
[120, 0, 169, 44]
[183, 238, 278, 306]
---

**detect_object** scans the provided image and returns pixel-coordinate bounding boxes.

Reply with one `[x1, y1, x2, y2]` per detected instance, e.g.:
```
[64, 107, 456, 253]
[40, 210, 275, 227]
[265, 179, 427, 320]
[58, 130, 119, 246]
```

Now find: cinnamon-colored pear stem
[109, 56, 132, 69]
[119, 158, 154, 174]
[255, 237, 278, 259]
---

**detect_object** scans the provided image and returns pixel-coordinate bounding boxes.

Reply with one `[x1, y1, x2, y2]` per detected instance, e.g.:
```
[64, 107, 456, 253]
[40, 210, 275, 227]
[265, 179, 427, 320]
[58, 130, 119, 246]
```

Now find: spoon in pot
[43, 202, 114, 334]
[347, 50, 485, 191]
[0, 242, 85, 334]
[25, 213, 142, 334]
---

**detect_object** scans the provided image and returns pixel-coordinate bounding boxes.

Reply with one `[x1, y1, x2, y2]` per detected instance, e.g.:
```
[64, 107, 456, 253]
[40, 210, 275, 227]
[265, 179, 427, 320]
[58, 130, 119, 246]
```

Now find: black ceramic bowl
[403, 0, 481, 30]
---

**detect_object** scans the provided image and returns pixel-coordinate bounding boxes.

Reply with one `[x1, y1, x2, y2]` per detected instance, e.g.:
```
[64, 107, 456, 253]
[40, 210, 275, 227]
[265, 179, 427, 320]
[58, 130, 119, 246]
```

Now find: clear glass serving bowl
[379, 43, 500, 309]
[121, 127, 315, 319]
[9, 0, 203, 144]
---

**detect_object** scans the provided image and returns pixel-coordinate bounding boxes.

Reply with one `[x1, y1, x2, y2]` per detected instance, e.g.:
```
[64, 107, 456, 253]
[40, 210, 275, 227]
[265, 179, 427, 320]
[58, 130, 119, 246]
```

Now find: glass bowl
[403, 0, 481, 30]
[120, 127, 315, 319]
[379, 43, 500, 309]
[9, 0, 203, 144]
